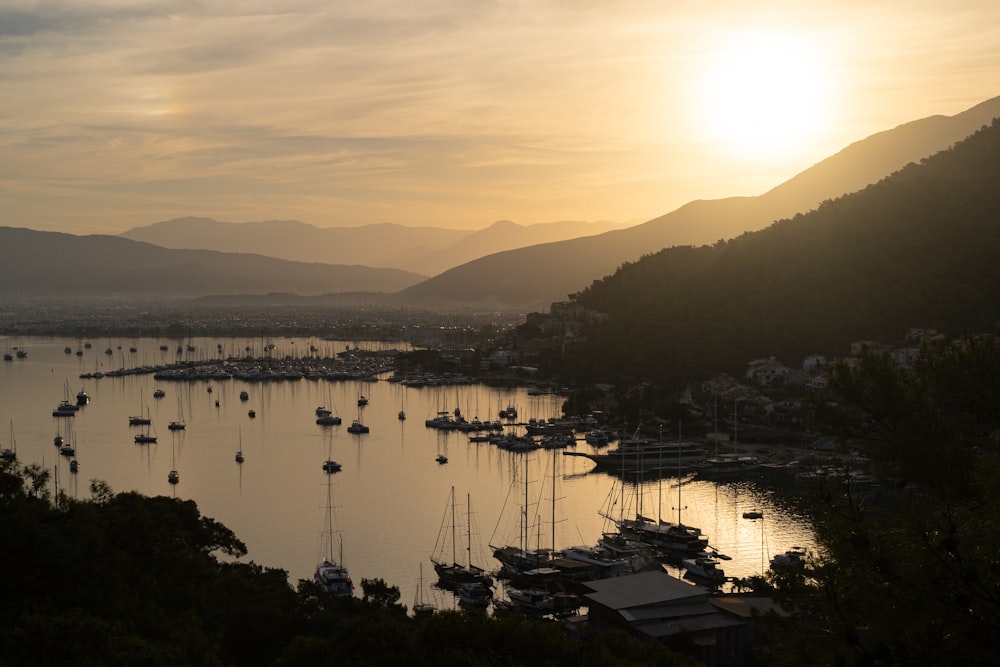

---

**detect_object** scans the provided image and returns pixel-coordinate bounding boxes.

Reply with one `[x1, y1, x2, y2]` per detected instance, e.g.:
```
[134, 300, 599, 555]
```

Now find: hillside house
[746, 357, 792, 387]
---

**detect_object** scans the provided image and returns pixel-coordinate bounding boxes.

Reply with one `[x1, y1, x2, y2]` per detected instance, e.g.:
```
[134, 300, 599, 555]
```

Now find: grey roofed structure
[583, 570, 755, 667]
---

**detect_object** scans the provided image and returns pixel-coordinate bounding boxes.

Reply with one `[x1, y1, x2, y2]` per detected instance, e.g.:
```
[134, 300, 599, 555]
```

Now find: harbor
[1, 335, 816, 614]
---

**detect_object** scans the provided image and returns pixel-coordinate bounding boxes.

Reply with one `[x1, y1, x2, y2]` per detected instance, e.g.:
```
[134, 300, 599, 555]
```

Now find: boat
[130, 399, 152, 427]
[235, 450, 245, 463]
[152, 388, 165, 399]
[316, 413, 342, 425]
[322, 460, 342, 473]
[1, 421, 16, 461]
[584, 430, 610, 446]
[412, 563, 436, 616]
[315, 467, 353, 596]
[134, 413, 157, 443]
[239, 390, 249, 401]
[431, 487, 493, 589]
[742, 510, 764, 520]
[347, 419, 368, 434]
[682, 556, 726, 582]
[507, 587, 554, 612]
[771, 547, 807, 569]
[498, 404, 517, 419]
[52, 399, 78, 417]
[357, 395, 368, 407]
[76, 388, 90, 405]
[435, 454, 449, 464]
[490, 453, 557, 575]
[69, 459, 79, 474]
[398, 410, 406, 421]
[168, 398, 186, 430]
[248, 409, 256, 418]
[168, 470, 179, 484]
[564, 427, 707, 474]
[455, 581, 491, 607]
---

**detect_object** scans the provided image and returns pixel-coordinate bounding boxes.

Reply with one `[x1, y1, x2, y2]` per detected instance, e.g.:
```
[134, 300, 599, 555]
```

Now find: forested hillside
[562, 119, 1000, 388]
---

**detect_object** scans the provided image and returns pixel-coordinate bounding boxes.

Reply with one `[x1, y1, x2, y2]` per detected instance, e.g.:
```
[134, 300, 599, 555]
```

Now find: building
[582, 570, 764, 666]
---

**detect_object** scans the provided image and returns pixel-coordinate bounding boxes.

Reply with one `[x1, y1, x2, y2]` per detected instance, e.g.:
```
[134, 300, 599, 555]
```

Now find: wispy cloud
[1, 1, 998, 233]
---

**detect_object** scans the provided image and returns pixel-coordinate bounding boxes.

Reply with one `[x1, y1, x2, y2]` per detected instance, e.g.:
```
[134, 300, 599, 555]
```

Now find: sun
[699, 31, 832, 161]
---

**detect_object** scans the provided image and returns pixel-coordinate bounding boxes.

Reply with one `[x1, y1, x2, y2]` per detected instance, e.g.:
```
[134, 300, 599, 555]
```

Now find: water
[1, 335, 814, 610]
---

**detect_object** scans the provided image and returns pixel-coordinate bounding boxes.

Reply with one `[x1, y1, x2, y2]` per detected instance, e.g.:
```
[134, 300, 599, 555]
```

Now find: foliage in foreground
[0, 468, 692, 667]
[759, 335, 1000, 666]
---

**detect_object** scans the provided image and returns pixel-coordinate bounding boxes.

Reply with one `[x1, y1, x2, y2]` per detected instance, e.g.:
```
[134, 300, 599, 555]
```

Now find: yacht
[347, 420, 369, 434]
[682, 556, 726, 582]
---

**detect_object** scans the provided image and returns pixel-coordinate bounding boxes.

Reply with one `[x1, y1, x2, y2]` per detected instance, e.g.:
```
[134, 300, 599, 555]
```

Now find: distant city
[0, 295, 514, 348]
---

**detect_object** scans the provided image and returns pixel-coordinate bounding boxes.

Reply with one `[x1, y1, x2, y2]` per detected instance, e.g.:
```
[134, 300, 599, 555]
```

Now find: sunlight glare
[700, 31, 832, 160]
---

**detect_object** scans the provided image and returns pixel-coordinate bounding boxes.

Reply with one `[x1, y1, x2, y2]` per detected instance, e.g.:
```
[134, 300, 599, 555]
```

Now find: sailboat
[235, 428, 245, 463]
[168, 397, 186, 430]
[315, 471, 353, 596]
[315, 394, 342, 425]
[490, 454, 554, 575]
[129, 395, 151, 426]
[134, 408, 157, 444]
[1, 420, 17, 461]
[431, 487, 493, 590]
[412, 563, 436, 616]
[347, 403, 369, 434]
[167, 438, 179, 484]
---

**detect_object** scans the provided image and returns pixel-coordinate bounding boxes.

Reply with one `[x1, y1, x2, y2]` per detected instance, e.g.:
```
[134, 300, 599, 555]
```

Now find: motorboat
[771, 547, 807, 569]
[316, 414, 342, 425]
[682, 556, 726, 582]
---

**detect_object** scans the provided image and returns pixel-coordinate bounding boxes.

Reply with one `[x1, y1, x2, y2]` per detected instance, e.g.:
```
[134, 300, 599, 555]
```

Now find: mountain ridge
[0, 227, 424, 297]
[398, 95, 1000, 311]
[120, 216, 624, 276]
[558, 117, 1000, 387]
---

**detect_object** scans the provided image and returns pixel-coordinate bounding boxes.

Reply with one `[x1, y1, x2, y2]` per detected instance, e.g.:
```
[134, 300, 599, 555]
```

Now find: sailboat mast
[551, 449, 556, 553]
[676, 420, 683, 525]
[466, 493, 472, 568]
[450, 486, 457, 566]
[523, 455, 529, 556]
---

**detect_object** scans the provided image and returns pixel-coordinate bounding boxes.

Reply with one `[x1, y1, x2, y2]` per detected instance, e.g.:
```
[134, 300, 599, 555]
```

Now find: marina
[1, 335, 816, 613]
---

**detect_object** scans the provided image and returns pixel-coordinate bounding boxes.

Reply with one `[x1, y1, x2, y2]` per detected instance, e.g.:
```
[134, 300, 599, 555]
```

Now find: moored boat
[347, 420, 369, 434]
[682, 556, 726, 582]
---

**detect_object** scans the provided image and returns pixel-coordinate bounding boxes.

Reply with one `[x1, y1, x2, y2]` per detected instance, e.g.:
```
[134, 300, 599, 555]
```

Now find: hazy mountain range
[3, 94, 999, 308]
[0, 228, 423, 297]
[120, 217, 624, 277]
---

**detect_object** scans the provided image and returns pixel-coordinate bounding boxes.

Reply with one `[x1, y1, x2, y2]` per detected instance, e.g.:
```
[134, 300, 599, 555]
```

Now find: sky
[2, 1, 999, 235]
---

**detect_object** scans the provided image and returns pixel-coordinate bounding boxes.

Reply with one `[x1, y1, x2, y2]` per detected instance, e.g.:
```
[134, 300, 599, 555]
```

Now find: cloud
[1, 1, 999, 233]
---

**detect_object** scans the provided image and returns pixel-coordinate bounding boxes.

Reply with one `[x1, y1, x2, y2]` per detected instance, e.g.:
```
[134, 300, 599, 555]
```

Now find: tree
[761, 336, 1000, 665]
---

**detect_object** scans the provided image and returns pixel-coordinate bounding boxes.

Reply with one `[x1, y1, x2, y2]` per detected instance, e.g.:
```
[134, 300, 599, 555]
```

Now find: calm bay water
[2, 335, 814, 610]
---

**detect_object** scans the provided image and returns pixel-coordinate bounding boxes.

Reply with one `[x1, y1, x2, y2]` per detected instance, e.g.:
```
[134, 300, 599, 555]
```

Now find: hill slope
[561, 118, 1000, 387]
[0, 228, 424, 297]
[399, 95, 1000, 311]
